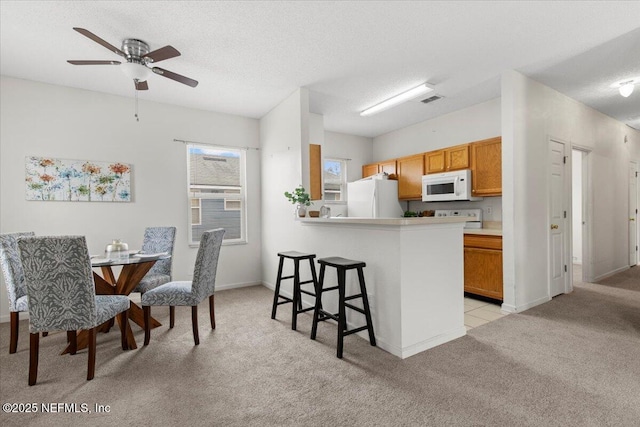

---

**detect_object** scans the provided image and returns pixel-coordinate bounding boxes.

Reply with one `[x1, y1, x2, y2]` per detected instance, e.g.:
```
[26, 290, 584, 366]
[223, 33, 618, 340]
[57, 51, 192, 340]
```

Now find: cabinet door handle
[550, 224, 559, 230]
[631, 218, 636, 221]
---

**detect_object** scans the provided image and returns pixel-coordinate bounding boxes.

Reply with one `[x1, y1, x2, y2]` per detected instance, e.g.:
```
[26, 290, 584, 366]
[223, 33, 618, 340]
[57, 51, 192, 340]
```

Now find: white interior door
[549, 139, 567, 297]
[630, 162, 638, 266]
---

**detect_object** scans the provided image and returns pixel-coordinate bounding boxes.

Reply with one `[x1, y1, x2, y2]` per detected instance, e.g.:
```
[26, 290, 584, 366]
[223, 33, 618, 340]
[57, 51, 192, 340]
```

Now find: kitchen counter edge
[298, 217, 467, 226]
[464, 228, 502, 236]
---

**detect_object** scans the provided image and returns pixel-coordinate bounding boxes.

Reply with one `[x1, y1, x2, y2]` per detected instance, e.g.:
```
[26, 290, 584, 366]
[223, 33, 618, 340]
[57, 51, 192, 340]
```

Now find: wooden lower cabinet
[464, 234, 503, 300]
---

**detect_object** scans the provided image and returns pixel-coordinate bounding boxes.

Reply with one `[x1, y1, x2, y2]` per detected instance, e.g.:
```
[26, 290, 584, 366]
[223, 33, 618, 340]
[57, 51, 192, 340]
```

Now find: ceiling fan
[67, 27, 198, 90]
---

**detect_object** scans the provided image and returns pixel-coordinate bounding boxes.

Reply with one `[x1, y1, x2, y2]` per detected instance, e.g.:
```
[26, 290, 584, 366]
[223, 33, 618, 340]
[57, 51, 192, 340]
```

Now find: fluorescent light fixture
[361, 83, 434, 116]
[610, 77, 638, 98]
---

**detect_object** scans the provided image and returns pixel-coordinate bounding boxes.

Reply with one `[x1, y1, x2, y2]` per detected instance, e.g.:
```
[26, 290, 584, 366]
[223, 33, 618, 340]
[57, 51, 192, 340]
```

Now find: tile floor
[464, 297, 508, 330]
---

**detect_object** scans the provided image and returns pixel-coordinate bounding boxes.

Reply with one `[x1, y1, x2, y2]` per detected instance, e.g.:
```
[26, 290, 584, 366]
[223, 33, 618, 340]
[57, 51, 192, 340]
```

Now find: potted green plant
[284, 185, 311, 217]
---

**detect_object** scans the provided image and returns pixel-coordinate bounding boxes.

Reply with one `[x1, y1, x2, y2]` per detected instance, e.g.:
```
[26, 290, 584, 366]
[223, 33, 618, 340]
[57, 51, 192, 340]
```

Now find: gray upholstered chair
[134, 226, 176, 294]
[142, 228, 224, 346]
[133, 226, 177, 326]
[1, 232, 36, 353]
[18, 236, 131, 385]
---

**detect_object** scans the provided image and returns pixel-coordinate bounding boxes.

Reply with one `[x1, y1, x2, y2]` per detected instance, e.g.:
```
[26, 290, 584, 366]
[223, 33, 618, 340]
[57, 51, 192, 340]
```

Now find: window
[187, 145, 246, 245]
[190, 197, 202, 225]
[323, 158, 347, 202]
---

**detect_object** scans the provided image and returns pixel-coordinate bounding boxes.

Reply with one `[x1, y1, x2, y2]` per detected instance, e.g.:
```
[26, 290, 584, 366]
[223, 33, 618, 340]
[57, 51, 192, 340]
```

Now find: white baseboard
[501, 295, 551, 313]
[0, 282, 263, 324]
[0, 312, 28, 323]
[216, 281, 263, 291]
[593, 265, 629, 283]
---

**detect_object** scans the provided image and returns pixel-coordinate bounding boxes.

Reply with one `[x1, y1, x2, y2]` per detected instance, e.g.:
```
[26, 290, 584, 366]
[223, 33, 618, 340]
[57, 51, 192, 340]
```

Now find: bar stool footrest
[297, 306, 315, 314]
[344, 294, 363, 301]
[276, 297, 293, 305]
[317, 310, 339, 322]
[300, 289, 316, 297]
[344, 325, 369, 336]
[344, 302, 365, 314]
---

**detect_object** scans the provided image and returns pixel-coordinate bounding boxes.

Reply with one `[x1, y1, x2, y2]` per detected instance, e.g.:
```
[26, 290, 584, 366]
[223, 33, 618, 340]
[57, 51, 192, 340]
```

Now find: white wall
[373, 98, 501, 160]
[323, 130, 374, 216]
[259, 91, 375, 290]
[0, 77, 262, 321]
[259, 88, 306, 291]
[501, 70, 640, 312]
[324, 131, 374, 183]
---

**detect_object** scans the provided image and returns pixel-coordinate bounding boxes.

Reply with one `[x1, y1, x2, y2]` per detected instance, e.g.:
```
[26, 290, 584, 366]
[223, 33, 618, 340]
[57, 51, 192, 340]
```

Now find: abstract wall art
[25, 156, 131, 202]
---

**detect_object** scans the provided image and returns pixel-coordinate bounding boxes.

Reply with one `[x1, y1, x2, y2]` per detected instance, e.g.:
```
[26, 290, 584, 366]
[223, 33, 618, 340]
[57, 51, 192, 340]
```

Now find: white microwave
[422, 169, 483, 202]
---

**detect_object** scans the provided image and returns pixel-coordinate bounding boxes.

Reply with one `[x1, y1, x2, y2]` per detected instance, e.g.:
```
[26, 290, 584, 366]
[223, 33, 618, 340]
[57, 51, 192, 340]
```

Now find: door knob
[550, 224, 559, 229]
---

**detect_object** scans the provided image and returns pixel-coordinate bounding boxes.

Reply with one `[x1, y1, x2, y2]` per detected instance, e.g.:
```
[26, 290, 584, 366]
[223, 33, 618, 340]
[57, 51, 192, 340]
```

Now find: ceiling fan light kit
[611, 77, 638, 98]
[121, 62, 152, 82]
[360, 83, 435, 117]
[619, 82, 634, 98]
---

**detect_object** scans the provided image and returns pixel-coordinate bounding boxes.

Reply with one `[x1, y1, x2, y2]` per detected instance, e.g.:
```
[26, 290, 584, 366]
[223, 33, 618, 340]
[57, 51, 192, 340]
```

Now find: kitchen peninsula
[297, 216, 467, 359]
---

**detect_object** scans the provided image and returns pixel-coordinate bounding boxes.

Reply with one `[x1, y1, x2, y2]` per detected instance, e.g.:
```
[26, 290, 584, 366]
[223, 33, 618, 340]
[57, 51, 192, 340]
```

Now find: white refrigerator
[347, 178, 404, 218]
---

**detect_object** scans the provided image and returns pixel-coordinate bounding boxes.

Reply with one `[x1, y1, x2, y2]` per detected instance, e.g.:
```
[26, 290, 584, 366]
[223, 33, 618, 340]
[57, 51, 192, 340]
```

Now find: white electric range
[434, 208, 483, 229]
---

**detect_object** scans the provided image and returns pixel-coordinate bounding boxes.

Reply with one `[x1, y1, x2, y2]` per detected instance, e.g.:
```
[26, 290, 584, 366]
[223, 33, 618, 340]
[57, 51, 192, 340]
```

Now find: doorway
[571, 147, 591, 284]
[629, 161, 638, 267]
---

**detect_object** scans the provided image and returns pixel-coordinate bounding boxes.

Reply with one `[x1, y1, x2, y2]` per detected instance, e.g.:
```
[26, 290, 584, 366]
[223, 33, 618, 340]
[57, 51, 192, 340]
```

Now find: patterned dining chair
[133, 226, 177, 325]
[142, 228, 224, 346]
[18, 236, 131, 386]
[1, 232, 36, 353]
[134, 227, 176, 293]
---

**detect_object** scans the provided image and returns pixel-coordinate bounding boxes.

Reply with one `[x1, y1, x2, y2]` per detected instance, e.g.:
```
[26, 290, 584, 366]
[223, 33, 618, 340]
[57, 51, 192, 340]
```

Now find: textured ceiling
[1, 1, 639, 137]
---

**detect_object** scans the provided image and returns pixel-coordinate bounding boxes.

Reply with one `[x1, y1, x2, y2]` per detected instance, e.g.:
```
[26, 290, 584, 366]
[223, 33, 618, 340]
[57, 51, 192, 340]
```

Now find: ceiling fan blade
[135, 80, 149, 91]
[67, 60, 121, 65]
[143, 46, 181, 63]
[73, 27, 125, 57]
[152, 67, 198, 87]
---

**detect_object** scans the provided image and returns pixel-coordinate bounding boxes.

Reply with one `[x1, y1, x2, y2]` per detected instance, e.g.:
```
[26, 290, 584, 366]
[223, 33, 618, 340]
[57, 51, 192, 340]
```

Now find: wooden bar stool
[270, 251, 319, 331]
[310, 256, 376, 358]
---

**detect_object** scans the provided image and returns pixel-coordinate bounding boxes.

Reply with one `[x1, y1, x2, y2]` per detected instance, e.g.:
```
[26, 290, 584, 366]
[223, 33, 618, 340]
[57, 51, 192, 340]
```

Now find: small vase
[297, 205, 307, 217]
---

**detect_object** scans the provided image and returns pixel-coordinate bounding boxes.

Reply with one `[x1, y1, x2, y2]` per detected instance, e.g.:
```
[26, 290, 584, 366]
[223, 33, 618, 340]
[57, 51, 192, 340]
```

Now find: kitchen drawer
[464, 234, 502, 250]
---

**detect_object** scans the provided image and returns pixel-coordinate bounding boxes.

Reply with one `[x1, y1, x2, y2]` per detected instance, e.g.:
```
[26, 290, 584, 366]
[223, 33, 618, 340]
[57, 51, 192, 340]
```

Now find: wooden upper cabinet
[425, 150, 445, 174]
[446, 144, 470, 171]
[397, 154, 424, 200]
[309, 144, 322, 200]
[362, 163, 379, 178]
[470, 137, 502, 196]
[379, 160, 397, 177]
[362, 160, 398, 179]
[425, 144, 470, 174]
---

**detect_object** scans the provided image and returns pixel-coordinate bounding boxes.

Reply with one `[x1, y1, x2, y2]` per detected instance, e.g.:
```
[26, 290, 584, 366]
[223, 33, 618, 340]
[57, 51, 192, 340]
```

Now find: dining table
[61, 252, 171, 354]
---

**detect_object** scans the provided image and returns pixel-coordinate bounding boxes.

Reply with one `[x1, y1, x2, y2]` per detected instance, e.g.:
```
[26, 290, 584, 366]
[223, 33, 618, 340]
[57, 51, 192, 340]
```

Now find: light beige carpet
[0, 276, 639, 426]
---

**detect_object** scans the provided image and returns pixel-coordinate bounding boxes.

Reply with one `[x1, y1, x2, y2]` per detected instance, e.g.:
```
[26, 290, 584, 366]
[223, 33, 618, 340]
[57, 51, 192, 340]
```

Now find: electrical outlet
[486, 206, 492, 215]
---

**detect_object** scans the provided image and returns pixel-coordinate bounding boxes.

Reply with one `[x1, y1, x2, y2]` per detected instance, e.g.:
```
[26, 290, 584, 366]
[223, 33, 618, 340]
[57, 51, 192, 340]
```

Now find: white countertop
[298, 216, 468, 226]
